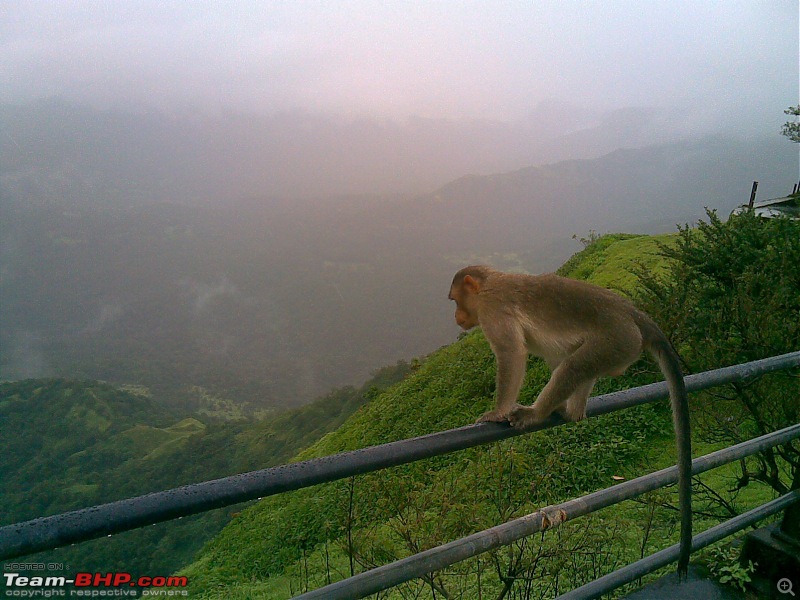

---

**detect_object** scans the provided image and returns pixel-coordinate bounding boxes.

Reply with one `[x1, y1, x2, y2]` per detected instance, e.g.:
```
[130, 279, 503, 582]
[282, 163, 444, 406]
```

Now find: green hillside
[182, 215, 800, 598]
[556, 232, 678, 295]
[0, 362, 408, 579]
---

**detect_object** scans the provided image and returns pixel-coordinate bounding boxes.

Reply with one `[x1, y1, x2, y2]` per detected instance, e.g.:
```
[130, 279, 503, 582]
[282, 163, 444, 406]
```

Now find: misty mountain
[0, 98, 752, 207]
[0, 197, 457, 408]
[414, 135, 797, 247]
[1, 99, 796, 410]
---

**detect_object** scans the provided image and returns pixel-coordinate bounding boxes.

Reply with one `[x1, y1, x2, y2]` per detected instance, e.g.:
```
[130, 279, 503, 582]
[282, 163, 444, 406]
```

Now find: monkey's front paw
[476, 409, 509, 424]
[508, 406, 544, 430]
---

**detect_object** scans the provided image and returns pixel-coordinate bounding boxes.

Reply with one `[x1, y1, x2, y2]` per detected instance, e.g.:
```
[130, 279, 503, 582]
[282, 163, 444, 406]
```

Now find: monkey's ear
[463, 275, 481, 294]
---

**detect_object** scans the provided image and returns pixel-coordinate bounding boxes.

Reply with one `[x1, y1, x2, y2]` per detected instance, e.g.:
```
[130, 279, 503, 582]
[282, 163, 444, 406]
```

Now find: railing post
[748, 180, 759, 208]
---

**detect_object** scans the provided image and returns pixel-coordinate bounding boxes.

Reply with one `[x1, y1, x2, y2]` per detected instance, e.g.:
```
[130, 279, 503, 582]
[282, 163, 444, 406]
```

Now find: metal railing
[296, 424, 800, 599]
[1, 351, 799, 599]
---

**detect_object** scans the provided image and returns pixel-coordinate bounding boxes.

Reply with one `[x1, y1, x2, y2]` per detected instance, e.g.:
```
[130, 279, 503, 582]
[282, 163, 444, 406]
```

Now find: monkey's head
[448, 266, 492, 330]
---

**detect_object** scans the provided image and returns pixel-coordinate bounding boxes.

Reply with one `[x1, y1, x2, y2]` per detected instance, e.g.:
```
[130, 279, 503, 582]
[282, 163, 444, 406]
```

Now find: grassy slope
[182, 231, 779, 598]
[556, 232, 678, 294]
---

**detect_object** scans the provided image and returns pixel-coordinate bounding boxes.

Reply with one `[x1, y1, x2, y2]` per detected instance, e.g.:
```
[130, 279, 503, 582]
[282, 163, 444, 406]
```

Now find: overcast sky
[1, 1, 797, 127]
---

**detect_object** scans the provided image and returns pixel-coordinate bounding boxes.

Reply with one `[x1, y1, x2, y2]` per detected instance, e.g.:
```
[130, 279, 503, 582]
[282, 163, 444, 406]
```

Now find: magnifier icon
[779, 578, 796, 596]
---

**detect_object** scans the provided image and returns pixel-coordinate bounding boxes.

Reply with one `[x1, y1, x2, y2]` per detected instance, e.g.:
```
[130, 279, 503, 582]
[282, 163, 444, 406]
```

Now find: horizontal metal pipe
[293, 422, 800, 600]
[557, 490, 800, 600]
[1, 351, 798, 560]
[586, 350, 800, 418]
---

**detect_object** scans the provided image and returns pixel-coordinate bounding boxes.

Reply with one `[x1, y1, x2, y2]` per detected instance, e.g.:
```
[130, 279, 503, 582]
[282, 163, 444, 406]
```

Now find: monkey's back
[482, 272, 639, 326]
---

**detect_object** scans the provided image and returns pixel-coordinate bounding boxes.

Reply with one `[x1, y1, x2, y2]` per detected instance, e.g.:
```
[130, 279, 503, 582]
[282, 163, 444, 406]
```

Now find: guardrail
[296, 423, 800, 599]
[1, 350, 799, 599]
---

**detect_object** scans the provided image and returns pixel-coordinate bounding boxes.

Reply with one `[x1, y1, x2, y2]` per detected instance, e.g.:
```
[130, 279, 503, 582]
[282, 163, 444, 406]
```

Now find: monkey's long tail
[649, 337, 692, 578]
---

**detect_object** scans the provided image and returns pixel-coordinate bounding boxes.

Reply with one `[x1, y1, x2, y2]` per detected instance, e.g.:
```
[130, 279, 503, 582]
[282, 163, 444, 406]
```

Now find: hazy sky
[1, 1, 797, 125]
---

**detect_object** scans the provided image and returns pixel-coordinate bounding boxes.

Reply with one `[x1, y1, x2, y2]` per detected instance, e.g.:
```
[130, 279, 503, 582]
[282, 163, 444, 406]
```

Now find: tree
[636, 209, 800, 498]
[781, 105, 800, 143]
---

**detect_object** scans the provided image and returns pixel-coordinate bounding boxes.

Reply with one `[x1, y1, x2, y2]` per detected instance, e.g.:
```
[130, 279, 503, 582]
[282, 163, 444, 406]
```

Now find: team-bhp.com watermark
[3, 570, 188, 597]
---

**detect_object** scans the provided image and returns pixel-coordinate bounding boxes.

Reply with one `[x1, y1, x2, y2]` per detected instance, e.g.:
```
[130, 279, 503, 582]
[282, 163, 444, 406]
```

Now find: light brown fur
[448, 265, 692, 576]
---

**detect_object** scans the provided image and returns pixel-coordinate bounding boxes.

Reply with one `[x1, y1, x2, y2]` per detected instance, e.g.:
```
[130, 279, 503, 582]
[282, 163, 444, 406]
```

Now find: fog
[2, 2, 796, 127]
[2, 2, 798, 202]
[1, 2, 799, 405]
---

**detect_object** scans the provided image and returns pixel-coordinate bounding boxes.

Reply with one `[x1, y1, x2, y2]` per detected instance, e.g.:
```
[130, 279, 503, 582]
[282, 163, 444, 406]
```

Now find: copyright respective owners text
[3, 563, 189, 598]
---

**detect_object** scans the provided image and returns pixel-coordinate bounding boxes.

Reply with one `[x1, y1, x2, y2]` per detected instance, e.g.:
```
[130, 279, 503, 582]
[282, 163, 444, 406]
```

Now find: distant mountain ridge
[417, 135, 796, 246]
[3, 98, 793, 207]
[2, 121, 796, 410]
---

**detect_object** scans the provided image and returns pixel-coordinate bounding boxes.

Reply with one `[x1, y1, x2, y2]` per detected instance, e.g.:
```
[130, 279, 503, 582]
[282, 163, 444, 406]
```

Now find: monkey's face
[448, 284, 479, 330]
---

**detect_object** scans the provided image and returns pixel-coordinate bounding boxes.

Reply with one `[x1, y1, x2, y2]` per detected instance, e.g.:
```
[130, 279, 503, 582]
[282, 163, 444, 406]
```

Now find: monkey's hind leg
[508, 363, 582, 429]
[559, 379, 595, 422]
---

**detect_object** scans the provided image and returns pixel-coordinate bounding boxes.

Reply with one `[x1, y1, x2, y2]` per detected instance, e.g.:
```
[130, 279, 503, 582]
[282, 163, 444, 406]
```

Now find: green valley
[0, 362, 408, 579]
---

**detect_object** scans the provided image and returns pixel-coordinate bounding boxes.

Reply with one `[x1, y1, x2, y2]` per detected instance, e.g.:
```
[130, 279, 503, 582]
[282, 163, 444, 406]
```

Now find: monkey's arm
[479, 324, 527, 423]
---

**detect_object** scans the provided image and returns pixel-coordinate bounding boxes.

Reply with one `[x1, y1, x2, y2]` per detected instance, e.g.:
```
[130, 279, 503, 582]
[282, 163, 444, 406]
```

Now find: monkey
[449, 265, 692, 576]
